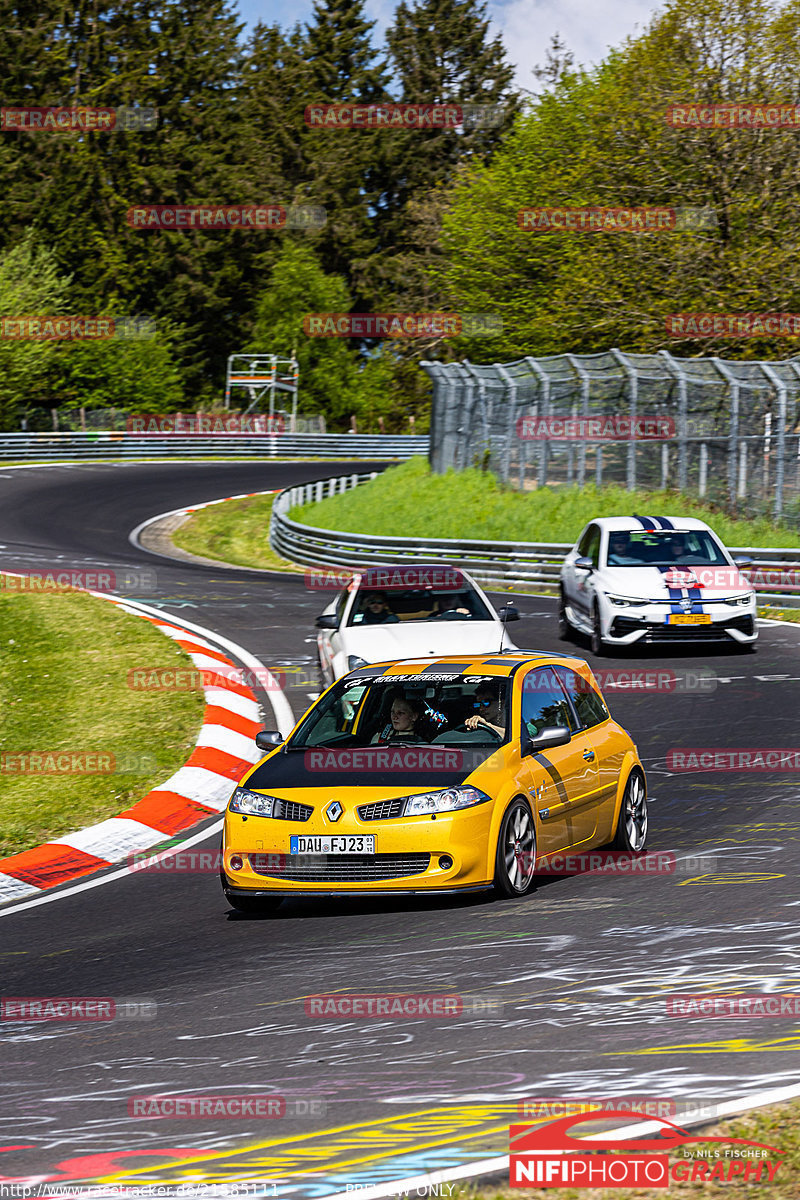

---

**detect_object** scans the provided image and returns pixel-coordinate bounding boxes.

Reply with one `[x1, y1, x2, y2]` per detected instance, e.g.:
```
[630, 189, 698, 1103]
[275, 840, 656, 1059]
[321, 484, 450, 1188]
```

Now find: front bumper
[222, 803, 496, 894]
[605, 607, 756, 644]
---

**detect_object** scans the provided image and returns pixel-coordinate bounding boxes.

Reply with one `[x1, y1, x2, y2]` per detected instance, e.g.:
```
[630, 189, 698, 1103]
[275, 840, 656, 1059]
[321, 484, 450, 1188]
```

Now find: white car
[315, 564, 520, 684]
[559, 516, 757, 654]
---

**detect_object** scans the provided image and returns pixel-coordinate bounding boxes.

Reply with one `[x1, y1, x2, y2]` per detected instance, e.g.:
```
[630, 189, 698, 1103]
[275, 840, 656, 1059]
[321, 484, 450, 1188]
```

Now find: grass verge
[454, 1097, 798, 1199]
[172, 493, 303, 572]
[0, 585, 205, 857]
[291, 457, 799, 546]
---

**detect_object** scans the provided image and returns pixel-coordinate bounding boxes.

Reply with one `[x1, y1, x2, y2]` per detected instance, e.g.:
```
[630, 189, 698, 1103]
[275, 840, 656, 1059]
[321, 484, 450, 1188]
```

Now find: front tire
[612, 770, 648, 851]
[494, 799, 537, 897]
[590, 601, 607, 657]
[557, 589, 570, 640]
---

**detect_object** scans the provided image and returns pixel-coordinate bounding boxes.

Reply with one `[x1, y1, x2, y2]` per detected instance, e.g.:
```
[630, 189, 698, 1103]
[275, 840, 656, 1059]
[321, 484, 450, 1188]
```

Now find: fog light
[438, 855, 454, 870]
[229, 855, 243, 871]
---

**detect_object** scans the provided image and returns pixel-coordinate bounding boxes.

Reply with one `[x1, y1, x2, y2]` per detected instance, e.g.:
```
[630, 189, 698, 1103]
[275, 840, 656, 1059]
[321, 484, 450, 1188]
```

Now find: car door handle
[583, 749, 595, 761]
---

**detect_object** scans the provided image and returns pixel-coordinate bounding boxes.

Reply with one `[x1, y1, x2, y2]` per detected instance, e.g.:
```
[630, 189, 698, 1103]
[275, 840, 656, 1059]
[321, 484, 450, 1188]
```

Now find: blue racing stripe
[658, 517, 675, 530]
[632, 514, 656, 530]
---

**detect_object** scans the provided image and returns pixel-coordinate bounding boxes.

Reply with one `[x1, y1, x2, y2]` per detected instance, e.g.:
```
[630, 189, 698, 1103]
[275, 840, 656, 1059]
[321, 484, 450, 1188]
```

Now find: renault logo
[325, 801, 343, 822]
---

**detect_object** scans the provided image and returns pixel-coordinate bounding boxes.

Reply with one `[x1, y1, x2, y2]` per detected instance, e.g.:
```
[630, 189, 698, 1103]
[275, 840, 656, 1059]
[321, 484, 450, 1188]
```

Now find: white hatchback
[315, 564, 520, 684]
[559, 516, 757, 654]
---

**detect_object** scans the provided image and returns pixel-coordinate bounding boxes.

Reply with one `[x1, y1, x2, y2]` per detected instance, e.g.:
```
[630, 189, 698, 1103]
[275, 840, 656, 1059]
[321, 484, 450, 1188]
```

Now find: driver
[361, 591, 400, 624]
[464, 682, 505, 738]
[607, 532, 639, 565]
[371, 694, 426, 743]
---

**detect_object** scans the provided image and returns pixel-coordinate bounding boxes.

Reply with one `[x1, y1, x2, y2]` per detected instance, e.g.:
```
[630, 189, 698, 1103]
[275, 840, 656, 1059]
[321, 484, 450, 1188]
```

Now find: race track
[1, 460, 800, 1192]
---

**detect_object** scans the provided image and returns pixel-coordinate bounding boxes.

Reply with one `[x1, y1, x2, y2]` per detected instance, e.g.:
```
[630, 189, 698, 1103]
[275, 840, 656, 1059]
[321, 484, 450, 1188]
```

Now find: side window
[520, 667, 575, 741]
[334, 587, 349, 626]
[556, 667, 609, 729]
[577, 524, 600, 566]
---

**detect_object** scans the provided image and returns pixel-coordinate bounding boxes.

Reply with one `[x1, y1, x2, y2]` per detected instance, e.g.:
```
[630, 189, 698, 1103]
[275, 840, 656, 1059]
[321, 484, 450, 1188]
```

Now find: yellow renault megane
[221, 653, 647, 913]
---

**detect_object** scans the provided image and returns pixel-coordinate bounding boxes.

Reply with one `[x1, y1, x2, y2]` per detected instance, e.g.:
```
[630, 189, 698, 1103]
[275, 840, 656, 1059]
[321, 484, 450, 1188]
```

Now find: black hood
[244, 744, 496, 791]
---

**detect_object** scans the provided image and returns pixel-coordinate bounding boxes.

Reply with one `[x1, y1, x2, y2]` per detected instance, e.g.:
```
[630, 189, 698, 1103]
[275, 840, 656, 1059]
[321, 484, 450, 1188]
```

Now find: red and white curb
[128, 489, 279, 559]
[0, 590, 293, 906]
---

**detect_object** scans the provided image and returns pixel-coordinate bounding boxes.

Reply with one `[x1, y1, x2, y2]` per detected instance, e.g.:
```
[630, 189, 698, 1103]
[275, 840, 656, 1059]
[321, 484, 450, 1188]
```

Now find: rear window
[555, 666, 609, 729]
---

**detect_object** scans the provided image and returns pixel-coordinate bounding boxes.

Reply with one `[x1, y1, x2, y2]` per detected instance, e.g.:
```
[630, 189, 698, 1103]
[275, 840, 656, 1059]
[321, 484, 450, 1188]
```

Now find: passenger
[361, 591, 399, 624]
[464, 682, 506, 738]
[372, 694, 426, 743]
[607, 532, 639, 565]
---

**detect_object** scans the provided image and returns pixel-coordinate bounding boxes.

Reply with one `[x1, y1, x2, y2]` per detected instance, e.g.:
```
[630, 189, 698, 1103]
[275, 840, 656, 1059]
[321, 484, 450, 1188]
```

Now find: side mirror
[522, 726, 572, 756]
[575, 556, 594, 572]
[498, 604, 520, 622]
[315, 613, 339, 630]
[733, 556, 753, 568]
[255, 730, 284, 751]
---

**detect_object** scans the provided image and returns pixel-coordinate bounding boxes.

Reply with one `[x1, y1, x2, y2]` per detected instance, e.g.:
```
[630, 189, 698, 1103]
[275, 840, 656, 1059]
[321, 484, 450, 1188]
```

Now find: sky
[233, 0, 662, 91]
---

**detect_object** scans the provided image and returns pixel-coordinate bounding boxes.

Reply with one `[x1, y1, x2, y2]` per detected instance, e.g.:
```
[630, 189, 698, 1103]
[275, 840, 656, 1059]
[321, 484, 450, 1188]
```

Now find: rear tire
[494, 799, 537, 898]
[612, 770, 648, 851]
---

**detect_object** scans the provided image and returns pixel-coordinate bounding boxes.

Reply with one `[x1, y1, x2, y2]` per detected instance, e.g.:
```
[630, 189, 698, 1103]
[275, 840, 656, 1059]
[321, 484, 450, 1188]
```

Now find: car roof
[352, 563, 475, 587]
[346, 651, 590, 680]
[595, 516, 713, 533]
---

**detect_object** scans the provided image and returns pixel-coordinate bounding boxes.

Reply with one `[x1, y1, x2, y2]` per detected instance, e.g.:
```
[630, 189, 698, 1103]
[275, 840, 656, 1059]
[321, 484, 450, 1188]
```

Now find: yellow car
[221, 653, 647, 913]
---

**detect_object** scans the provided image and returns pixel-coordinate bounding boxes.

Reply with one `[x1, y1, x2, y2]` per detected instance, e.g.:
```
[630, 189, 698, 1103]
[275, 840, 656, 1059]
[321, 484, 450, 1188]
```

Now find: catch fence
[421, 352, 800, 525]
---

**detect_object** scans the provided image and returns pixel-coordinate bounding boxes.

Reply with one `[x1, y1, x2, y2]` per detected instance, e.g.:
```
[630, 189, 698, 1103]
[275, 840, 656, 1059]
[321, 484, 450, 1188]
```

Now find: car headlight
[347, 655, 368, 670]
[229, 787, 277, 817]
[402, 786, 490, 816]
[606, 594, 646, 608]
[722, 594, 753, 606]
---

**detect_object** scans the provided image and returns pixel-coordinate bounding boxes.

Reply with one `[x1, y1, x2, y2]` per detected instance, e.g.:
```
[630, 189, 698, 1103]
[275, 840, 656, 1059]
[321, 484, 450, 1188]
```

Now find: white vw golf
[315, 564, 520, 684]
[559, 516, 757, 654]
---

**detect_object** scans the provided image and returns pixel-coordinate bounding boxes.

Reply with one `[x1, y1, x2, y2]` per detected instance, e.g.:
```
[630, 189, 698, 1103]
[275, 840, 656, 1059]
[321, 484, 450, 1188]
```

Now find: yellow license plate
[667, 614, 712, 625]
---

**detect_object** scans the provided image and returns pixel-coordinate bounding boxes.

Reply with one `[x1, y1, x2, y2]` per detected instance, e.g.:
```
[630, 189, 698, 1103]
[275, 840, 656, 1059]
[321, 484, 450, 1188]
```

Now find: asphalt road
[1, 460, 799, 1192]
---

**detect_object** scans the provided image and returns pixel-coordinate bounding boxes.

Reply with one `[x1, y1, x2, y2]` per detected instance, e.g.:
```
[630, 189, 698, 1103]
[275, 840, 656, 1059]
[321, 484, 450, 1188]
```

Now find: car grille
[272, 799, 313, 822]
[357, 798, 405, 820]
[610, 614, 754, 641]
[248, 853, 430, 881]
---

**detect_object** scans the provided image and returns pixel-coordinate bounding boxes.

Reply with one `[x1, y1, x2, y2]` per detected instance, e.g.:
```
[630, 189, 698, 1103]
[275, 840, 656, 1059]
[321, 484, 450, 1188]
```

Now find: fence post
[463, 361, 490, 471]
[495, 364, 517, 486]
[567, 355, 590, 488]
[611, 349, 637, 491]
[759, 364, 786, 522]
[661, 443, 669, 489]
[711, 358, 739, 509]
[658, 351, 688, 490]
[738, 442, 748, 500]
[524, 357, 550, 488]
[699, 443, 708, 497]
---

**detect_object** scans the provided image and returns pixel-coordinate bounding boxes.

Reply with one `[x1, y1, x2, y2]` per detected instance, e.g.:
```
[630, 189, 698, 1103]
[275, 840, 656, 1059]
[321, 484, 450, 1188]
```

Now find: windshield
[288, 673, 511, 749]
[605, 530, 728, 568]
[347, 583, 493, 626]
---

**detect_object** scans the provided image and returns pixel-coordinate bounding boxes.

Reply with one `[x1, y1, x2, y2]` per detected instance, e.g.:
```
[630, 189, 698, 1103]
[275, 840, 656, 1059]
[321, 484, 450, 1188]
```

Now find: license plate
[667, 614, 712, 625]
[290, 835, 375, 854]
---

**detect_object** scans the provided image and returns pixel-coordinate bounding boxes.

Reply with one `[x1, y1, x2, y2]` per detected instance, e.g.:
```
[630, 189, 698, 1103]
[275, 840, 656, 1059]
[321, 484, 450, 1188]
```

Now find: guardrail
[270, 471, 800, 607]
[0, 432, 429, 461]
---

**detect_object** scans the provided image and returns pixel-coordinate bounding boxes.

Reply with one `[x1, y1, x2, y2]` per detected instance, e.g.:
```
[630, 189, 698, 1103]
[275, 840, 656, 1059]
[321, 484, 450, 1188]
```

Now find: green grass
[290, 457, 800, 547]
[456, 1097, 799, 1199]
[172, 494, 304, 572]
[0, 586, 205, 857]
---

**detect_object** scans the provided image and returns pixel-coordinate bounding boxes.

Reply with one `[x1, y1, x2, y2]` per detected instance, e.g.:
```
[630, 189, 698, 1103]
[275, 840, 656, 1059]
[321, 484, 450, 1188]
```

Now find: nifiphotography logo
[509, 1109, 784, 1187]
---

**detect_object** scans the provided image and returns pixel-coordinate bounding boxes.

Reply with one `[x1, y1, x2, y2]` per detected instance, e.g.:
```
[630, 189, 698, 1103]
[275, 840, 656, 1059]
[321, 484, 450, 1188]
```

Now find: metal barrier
[0, 432, 429, 461]
[270, 472, 800, 607]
